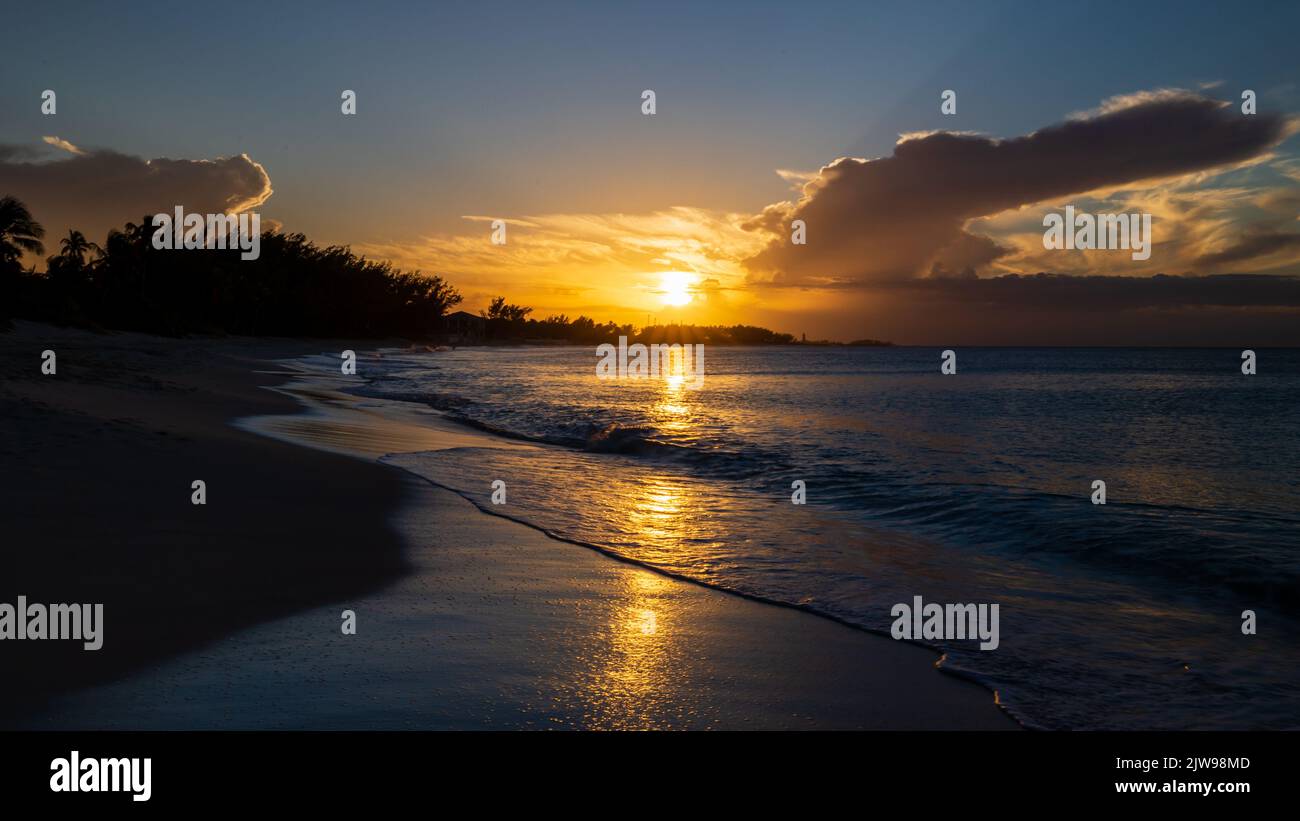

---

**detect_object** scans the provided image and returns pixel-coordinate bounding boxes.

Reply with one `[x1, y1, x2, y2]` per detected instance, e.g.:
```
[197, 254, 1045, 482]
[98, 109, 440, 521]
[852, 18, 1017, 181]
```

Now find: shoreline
[237, 346, 1019, 718]
[3, 323, 1016, 729]
[384, 459, 1022, 718]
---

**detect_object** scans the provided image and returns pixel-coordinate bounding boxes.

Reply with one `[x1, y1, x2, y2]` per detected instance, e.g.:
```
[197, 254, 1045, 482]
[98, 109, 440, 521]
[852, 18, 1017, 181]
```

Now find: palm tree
[0, 195, 45, 269]
[59, 229, 99, 265]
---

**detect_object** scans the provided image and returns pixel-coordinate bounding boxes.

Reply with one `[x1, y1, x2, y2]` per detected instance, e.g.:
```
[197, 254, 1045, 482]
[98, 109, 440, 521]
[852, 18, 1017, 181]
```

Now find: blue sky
[5, 0, 1296, 239]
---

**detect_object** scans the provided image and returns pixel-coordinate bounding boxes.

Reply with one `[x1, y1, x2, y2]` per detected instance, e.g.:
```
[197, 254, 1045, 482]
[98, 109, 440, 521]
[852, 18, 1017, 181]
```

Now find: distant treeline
[0, 198, 886, 345]
[475, 297, 797, 344]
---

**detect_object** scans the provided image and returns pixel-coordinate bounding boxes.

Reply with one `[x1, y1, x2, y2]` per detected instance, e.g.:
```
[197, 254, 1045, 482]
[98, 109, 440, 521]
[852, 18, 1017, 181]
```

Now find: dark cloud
[1195, 231, 1300, 269]
[781, 273, 1300, 345]
[745, 91, 1294, 286]
[0, 139, 272, 261]
[890, 272, 1300, 312]
[928, 231, 1007, 278]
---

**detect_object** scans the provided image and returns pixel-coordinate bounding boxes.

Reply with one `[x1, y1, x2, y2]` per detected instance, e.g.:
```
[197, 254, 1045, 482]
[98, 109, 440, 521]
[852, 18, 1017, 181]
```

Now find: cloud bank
[821, 273, 1300, 345]
[743, 91, 1296, 286]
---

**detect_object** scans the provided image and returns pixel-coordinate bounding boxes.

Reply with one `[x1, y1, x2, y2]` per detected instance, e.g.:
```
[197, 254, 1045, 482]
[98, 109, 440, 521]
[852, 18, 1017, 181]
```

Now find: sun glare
[659, 271, 695, 307]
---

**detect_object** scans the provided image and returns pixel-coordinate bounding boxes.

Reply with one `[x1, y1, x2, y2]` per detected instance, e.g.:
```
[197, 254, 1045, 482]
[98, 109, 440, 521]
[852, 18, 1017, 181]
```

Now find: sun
[659, 271, 695, 306]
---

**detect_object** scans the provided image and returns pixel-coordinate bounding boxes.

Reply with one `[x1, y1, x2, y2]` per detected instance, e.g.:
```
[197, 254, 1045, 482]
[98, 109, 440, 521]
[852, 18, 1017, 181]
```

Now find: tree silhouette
[0, 196, 45, 327]
[479, 296, 534, 339]
[57, 230, 99, 266]
[4, 202, 466, 338]
[481, 296, 532, 322]
[0, 196, 45, 269]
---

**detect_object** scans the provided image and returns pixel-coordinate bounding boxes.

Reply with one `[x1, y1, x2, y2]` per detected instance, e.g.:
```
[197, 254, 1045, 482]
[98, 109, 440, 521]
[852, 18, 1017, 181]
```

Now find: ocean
[334, 345, 1300, 729]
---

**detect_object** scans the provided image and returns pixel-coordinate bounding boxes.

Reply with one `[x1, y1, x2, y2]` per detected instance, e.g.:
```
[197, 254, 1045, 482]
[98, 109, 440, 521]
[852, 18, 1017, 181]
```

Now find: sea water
[335, 345, 1300, 729]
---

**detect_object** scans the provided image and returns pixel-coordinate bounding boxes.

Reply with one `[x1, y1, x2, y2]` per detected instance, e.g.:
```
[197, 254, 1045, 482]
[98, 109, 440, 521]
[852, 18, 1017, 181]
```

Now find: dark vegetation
[476, 296, 799, 344]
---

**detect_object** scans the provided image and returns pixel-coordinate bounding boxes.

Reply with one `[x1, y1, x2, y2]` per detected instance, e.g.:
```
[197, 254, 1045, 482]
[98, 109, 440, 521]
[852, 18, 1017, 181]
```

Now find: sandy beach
[0, 322, 413, 722]
[1, 322, 1014, 730]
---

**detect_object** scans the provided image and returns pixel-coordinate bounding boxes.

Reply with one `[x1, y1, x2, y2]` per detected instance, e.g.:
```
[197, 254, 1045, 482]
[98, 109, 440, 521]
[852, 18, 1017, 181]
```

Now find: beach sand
[1, 322, 1015, 729]
[0, 322, 411, 723]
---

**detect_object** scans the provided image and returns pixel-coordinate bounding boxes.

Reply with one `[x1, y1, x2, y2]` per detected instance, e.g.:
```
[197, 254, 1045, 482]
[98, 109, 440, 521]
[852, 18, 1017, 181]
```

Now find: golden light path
[578, 373, 703, 727]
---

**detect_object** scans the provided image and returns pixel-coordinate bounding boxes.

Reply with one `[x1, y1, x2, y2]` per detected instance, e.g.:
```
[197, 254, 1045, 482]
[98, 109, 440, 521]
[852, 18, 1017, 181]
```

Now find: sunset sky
[4, 0, 1300, 343]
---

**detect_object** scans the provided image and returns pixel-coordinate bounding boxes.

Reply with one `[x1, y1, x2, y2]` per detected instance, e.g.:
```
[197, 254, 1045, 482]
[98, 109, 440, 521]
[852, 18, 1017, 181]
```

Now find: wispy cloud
[351, 207, 768, 317]
[41, 136, 84, 156]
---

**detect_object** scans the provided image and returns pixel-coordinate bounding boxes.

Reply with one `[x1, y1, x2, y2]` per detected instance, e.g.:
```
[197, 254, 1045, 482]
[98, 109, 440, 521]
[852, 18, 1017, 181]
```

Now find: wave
[349, 381, 774, 470]
[349, 379, 1300, 610]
